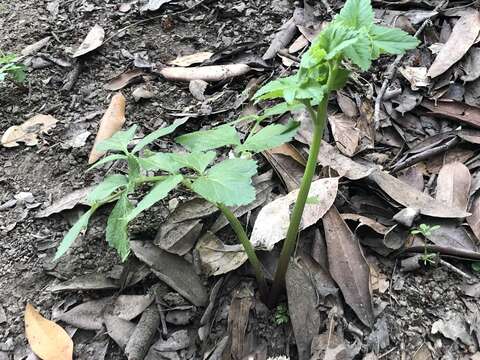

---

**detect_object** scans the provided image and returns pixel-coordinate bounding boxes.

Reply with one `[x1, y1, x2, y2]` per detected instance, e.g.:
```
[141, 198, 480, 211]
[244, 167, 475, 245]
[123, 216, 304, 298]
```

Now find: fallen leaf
[369, 169, 470, 218]
[328, 113, 360, 157]
[250, 177, 339, 250]
[286, 259, 323, 360]
[25, 303, 73, 360]
[104, 69, 145, 91]
[88, 93, 126, 164]
[147, 330, 190, 353]
[125, 305, 160, 360]
[160, 64, 251, 82]
[435, 162, 471, 211]
[311, 329, 361, 360]
[461, 48, 480, 82]
[73, 24, 105, 58]
[189, 79, 208, 101]
[196, 232, 247, 276]
[263, 144, 305, 191]
[323, 206, 374, 327]
[424, 219, 477, 251]
[104, 315, 135, 351]
[399, 66, 430, 90]
[131, 241, 208, 306]
[21, 37, 51, 56]
[48, 273, 118, 292]
[431, 312, 475, 347]
[336, 92, 358, 118]
[468, 194, 480, 241]
[427, 10, 480, 78]
[36, 187, 93, 218]
[132, 86, 154, 102]
[141, 0, 172, 11]
[1, 114, 58, 148]
[169, 52, 213, 67]
[289, 34, 309, 53]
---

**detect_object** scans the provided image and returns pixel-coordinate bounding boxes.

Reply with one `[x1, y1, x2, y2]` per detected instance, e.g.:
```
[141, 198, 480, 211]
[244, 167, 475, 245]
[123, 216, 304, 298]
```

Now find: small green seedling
[274, 304, 289, 326]
[56, 0, 419, 307]
[55, 119, 299, 300]
[0, 52, 26, 83]
[410, 224, 440, 265]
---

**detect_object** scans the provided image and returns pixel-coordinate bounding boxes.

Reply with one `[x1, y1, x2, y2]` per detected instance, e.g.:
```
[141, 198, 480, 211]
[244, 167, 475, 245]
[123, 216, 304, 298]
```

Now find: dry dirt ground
[0, 0, 479, 359]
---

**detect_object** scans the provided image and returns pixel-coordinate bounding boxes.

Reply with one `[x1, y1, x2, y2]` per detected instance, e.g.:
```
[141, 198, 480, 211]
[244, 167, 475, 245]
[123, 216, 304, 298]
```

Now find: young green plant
[0, 52, 26, 83]
[251, 0, 419, 303]
[55, 119, 299, 300]
[410, 224, 440, 265]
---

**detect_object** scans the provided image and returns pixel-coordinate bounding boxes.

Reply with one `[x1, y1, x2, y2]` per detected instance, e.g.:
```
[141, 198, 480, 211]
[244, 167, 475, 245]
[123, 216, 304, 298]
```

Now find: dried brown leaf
[36, 187, 93, 218]
[88, 93, 126, 164]
[1, 114, 58, 148]
[104, 69, 145, 91]
[323, 206, 374, 327]
[435, 162, 471, 211]
[468, 194, 480, 241]
[73, 24, 105, 58]
[328, 113, 360, 157]
[169, 52, 213, 67]
[427, 10, 480, 78]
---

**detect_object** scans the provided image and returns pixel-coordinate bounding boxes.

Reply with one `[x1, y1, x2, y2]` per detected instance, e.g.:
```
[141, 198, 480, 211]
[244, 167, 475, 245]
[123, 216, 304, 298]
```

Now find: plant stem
[217, 203, 269, 302]
[268, 97, 328, 306]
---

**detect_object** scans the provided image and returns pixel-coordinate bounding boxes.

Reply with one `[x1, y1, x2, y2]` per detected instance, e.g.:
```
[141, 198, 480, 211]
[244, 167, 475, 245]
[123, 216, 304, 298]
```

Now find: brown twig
[373, 0, 448, 128]
[401, 245, 480, 261]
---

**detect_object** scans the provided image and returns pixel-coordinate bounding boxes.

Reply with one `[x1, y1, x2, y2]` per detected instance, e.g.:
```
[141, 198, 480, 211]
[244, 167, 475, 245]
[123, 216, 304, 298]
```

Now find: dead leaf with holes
[427, 9, 480, 78]
[25, 303, 73, 360]
[89, 93, 126, 164]
[73, 24, 105, 58]
[1, 114, 57, 148]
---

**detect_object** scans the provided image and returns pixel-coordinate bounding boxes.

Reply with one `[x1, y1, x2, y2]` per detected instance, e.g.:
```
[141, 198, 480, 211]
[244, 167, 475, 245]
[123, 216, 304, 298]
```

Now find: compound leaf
[334, 0, 374, 30]
[87, 174, 128, 204]
[106, 193, 133, 261]
[170, 151, 216, 174]
[176, 124, 241, 152]
[54, 208, 95, 260]
[192, 158, 257, 206]
[369, 25, 419, 57]
[128, 175, 183, 221]
[343, 31, 372, 70]
[237, 121, 299, 153]
[138, 153, 183, 173]
[253, 75, 298, 101]
[96, 125, 137, 153]
[132, 118, 187, 153]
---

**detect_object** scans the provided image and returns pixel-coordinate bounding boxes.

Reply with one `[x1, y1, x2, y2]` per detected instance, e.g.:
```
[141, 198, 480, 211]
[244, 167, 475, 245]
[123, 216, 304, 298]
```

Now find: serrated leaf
[127, 175, 183, 221]
[96, 125, 137, 153]
[370, 25, 419, 57]
[253, 75, 298, 101]
[132, 118, 187, 153]
[87, 154, 128, 171]
[343, 31, 372, 70]
[328, 67, 350, 91]
[170, 151, 216, 174]
[192, 158, 257, 206]
[126, 155, 141, 184]
[334, 0, 374, 30]
[175, 124, 241, 152]
[87, 174, 128, 204]
[54, 208, 95, 260]
[106, 193, 133, 261]
[261, 102, 305, 119]
[236, 122, 299, 153]
[318, 25, 360, 60]
[138, 153, 183, 173]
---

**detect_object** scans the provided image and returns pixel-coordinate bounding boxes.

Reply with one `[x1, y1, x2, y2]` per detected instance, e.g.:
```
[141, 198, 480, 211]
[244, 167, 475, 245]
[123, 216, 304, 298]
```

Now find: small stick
[401, 245, 480, 261]
[439, 259, 472, 280]
[156, 301, 169, 337]
[277, 49, 301, 63]
[373, 0, 447, 127]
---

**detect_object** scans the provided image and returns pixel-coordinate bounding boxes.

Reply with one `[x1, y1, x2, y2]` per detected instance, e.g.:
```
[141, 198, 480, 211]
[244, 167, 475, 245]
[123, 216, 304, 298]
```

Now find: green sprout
[411, 224, 440, 266]
[274, 304, 289, 325]
[55, 0, 418, 306]
[0, 52, 26, 83]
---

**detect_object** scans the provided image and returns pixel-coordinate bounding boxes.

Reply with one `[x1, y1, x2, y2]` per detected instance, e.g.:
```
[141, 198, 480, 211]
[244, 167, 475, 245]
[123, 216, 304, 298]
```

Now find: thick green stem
[268, 97, 329, 306]
[217, 203, 269, 302]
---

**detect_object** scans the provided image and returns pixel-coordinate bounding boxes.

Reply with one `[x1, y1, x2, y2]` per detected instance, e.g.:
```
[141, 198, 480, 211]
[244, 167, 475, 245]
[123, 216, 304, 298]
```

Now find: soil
[0, 0, 478, 359]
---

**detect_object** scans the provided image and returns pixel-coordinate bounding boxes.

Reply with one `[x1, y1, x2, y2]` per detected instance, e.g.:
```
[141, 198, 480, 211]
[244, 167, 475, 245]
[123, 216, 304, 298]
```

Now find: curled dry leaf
[88, 93, 126, 164]
[427, 9, 480, 78]
[399, 66, 430, 90]
[160, 64, 251, 82]
[263, 143, 305, 191]
[36, 187, 93, 218]
[435, 162, 471, 212]
[250, 177, 339, 250]
[196, 232, 247, 276]
[21, 36, 51, 56]
[461, 48, 480, 82]
[169, 52, 213, 67]
[328, 113, 360, 157]
[104, 69, 145, 91]
[1, 114, 58, 148]
[73, 24, 105, 58]
[322, 206, 374, 327]
[25, 303, 73, 360]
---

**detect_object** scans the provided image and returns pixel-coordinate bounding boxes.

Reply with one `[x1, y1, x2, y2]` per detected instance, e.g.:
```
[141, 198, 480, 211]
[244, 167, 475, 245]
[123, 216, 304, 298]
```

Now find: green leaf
[96, 125, 137, 153]
[176, 124, 241, 152]
[328, 67, 350, 91]
[86, 154, 128, 171]
[334, 0, 374, 30]
[343, 31, 372, 70]
[106, 193, 133, 261]
[127, 174, 183, 221]
[54, 208, 95, 260]
[170, 151, 216, 174]
[132, 118, 188, 153]
[369, 25, 420, 57]
[253, 75, 298, 101]
[192, 158, 257, 206]
[87, 174, 128, 205]
[260, 102, 305, 119]
[472, 262, 480, 272]
[318, 25, 360, 60]
[138, 153, 183, 173]
[236, 121, 299, 153]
